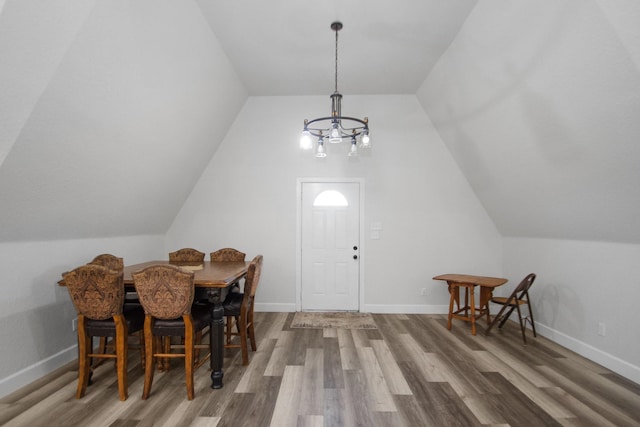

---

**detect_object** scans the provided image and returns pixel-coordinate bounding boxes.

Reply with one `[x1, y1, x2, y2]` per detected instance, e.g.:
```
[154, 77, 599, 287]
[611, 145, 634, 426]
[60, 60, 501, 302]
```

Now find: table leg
[210, 300, 225, 389]
[470, 286, 477, 335]
[480, 286, 493, 323]
[447, 284, 456, 330]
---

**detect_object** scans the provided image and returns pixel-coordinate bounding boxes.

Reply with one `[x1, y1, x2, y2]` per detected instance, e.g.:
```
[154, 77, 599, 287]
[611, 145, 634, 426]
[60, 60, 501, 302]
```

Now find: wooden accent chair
[63, 264, 144, 401]
[222, 255, 263, 365]
[486, 273, 537, 343]
[168, 248, 205, 263]
[132, 264, 211, 400]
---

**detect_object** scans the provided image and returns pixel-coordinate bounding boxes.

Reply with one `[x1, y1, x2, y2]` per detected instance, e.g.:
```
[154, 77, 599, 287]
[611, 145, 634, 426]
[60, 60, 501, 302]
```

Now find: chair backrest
[63, 264, 124, 320]
[168, 248, 205, 263]
[245, 255, 264, 299]
[132, 265, 195, 319]
[509, 273, 536, 301]
[210, 248, 246, 262]
[89, 253, 124, 271]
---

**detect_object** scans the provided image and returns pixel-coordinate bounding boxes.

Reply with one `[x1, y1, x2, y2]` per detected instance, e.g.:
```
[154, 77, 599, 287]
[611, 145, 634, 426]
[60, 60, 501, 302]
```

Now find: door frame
[296, 177, 365, 312]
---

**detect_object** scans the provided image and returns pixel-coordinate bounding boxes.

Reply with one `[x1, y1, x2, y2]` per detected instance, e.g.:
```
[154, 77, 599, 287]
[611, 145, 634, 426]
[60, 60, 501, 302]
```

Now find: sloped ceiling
[1, 0, 639, 244]
[418, 1, 640, 243]
[0, 0, 247, 241]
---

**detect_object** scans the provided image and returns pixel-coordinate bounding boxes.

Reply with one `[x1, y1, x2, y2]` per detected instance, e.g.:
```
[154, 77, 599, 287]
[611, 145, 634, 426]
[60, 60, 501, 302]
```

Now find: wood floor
[2, 313, 639, 426]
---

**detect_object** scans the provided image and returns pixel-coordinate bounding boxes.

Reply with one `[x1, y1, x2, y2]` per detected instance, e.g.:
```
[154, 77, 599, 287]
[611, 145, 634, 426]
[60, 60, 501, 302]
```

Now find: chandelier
[300, 22, 371, 158]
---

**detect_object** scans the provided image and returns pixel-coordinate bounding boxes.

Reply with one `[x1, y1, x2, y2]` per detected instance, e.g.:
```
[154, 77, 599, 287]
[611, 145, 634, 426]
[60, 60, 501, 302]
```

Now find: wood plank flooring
[1, 313, 639, 426]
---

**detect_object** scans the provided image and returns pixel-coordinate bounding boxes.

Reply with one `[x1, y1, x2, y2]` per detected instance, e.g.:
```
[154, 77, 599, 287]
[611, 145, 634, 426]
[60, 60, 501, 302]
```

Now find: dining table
[60, 260, 249, 389]
[433, 274, 508, 335]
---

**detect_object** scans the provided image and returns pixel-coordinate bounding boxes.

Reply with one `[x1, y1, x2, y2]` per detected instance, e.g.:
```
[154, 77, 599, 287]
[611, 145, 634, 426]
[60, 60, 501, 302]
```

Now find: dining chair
[210, 248, 246, 262]
[222, 254, 263, 365]
[63, 264, 144, 401]
[88, 253, 140, 361]
[88, 253, 123, 271]
[132, 264, 211, 400]
[486, 273, 537, 343]
[210, 248, 247, 353]
[168, 248, 205, 263]
[210, 247, 246, 292]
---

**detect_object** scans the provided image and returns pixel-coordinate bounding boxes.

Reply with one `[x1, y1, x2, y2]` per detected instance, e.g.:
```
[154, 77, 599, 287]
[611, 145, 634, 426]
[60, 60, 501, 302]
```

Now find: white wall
[166, 95, 503, 313]
[503, 237, 640, 384]
[0, 234, 164, 397]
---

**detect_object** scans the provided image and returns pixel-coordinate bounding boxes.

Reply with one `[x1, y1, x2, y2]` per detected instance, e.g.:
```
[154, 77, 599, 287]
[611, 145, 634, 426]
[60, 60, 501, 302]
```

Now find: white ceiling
[196, 0, 477, 95]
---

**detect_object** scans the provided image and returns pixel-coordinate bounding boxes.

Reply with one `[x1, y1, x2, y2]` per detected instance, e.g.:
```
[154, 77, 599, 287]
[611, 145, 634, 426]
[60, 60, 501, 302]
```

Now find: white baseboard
[254, 303, 451, 314]
[255, 302, 296, 312]
[535, 322, 640, 385]
[0, 345, 77, 399]
[363, 304, 450, 314]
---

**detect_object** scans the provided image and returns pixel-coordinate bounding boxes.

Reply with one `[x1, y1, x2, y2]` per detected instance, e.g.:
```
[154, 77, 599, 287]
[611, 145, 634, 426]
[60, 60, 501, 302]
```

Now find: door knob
[353, 255, 358, 260]
[353, 246, 358, 250]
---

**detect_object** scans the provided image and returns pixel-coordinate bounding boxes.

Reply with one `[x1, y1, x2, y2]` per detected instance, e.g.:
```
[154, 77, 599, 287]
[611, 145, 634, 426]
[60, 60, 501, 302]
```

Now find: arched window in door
[313, 190, 348, 207]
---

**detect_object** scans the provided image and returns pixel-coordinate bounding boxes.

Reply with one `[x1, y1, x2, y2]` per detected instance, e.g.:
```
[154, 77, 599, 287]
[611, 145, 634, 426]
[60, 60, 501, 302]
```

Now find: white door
[301, 182, 360, 311]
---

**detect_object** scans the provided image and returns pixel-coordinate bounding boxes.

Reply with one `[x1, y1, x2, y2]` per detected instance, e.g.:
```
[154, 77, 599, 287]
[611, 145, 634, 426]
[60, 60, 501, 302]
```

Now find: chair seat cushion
[85, 305, 145, 336]
[151, 304, 211, 336]
[222, 292, 244, 316]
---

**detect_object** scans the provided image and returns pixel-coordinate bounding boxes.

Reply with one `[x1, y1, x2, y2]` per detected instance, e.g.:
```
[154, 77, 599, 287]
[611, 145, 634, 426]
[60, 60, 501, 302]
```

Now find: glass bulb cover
[329, 124, 342, 143]
[315, 139, 326, 158]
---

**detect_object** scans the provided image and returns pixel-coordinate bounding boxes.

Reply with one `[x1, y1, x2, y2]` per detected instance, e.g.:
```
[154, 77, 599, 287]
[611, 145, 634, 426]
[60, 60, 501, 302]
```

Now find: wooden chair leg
[76, 320, 90, 399]
[248, 311, 256, 352]
[239, 316, 249, 366]
[114, 318, 128, 401]
[225, 316, 234, 344]
[142, 318, 155, 400]
[184, 318, 195, 400]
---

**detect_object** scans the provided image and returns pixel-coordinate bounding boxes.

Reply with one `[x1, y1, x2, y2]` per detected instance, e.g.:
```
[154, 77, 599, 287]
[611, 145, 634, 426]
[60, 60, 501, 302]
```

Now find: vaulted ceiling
[1, 0, 639, 244]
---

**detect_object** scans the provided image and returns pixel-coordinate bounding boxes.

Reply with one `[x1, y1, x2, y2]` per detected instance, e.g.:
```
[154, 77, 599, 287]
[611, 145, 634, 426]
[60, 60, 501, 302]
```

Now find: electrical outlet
[72, 318, 78, 332]
[598, 322, 606, 336]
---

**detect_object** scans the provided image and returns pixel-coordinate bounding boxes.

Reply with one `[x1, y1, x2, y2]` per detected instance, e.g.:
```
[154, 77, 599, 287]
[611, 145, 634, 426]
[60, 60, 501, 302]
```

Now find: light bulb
[359, 129, 371, 148]
[348, 137, 358, 157]
[329, 122, 342, 143]
[315, 138, 327, 158]
[300, 130, 312, 150]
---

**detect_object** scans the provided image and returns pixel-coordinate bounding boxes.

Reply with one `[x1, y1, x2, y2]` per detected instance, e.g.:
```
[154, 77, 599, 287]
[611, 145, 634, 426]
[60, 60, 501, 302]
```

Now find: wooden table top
[433, 274, 508, 288]
[122, 261, 249, 288]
